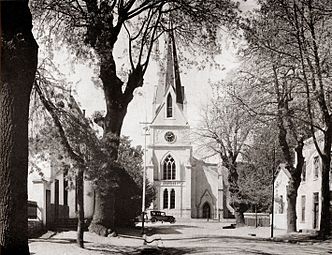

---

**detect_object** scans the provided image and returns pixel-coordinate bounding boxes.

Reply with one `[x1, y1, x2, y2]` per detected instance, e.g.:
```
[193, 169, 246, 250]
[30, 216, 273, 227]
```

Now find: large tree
[199, 84, 256, 226]
[239, 124, 284, 213]
[230, 55, 308, 233]
[31, 0, 239, 233]
[31, 63, 155, 239]
[242, 0, 332, 237]
[0, 1, 38, 254]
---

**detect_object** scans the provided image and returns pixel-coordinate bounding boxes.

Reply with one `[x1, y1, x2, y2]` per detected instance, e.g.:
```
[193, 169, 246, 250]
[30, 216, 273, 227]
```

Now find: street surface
[29, 220, 332, 254]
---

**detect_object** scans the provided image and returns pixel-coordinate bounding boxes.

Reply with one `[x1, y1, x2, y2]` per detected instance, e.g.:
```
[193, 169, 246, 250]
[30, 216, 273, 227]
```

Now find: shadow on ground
[117, 224, 198, 237]
[147, 224, 198, 235]
[86, 244, 200, 255]
[29, 237, 92, 245]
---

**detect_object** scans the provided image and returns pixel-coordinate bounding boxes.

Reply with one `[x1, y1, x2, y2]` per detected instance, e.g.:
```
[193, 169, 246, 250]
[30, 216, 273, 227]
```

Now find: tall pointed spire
[170, 28, 184, 105]
[165, 33, 174, 93]
[153, 21, 184, 115]
[164, 21, 183, 105]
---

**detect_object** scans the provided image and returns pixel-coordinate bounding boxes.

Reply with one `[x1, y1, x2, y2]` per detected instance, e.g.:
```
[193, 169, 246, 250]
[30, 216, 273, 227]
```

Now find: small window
[166, 94, 172, 118]
[63, 169, 68, 206]
[302, 161, 306, 181]
[163, 189, 168, 209]
[170, 189, 175, 209]
[313, 156, 319, 178]
[279, 195, 284, 214]
[301, 195, 306, 222]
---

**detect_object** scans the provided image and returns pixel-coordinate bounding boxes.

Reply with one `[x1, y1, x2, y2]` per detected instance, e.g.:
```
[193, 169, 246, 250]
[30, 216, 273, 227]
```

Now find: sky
[42, 0, 257, 151]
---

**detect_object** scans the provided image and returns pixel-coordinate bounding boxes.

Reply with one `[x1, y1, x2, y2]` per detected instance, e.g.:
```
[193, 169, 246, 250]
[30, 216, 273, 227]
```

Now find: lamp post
[140, 124, 149, 235]
[271, 144, 276, 238]
[137, 88, 150, 236]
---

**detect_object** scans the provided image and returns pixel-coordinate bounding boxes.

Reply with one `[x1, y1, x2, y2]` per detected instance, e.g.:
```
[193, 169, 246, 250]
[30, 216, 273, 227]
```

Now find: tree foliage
[31, 0, 240, 233]
[199, 82, 257, 226]
[240, 0, 332, 236]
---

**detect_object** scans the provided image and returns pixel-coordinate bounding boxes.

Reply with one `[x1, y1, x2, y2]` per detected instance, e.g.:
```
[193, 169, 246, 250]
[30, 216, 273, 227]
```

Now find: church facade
[145, 33, 232, 220]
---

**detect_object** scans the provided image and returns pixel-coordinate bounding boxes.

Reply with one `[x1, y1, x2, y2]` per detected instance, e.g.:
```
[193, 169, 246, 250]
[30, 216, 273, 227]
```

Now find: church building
[146, 32, 232, 220]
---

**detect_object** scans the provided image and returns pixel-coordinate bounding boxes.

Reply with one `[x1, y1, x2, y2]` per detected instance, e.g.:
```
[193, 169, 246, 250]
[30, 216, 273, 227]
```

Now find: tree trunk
[0, 1, 38, 254]
[232, 201, 246, 227]
[76, 168, 85, 248]
[89, 189, 116, 236]
[225, 159, 247, 227]
[286, 182, 298, 233]
[319, 128, 332, 239]
[89, 53, 128, 235]
[286, 141, 304, 233]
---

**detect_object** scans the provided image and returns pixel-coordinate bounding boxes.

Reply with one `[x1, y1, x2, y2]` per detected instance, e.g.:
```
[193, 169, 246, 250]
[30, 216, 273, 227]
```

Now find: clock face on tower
[164, 131, 176, 143]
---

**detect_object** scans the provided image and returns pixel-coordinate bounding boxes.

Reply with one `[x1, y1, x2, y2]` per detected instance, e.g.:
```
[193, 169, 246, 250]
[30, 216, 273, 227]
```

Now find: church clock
[164, 131, 176, 143]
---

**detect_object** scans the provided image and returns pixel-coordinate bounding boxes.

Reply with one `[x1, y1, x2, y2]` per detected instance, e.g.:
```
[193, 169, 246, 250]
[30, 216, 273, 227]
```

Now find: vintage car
[149, 210, 176, 223]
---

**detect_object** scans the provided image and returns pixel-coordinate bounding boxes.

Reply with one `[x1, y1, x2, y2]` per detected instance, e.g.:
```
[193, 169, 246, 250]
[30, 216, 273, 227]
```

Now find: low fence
[28, 200, 38, 219]
[244, 213, 270, 227]
[28, 200, 44, 237]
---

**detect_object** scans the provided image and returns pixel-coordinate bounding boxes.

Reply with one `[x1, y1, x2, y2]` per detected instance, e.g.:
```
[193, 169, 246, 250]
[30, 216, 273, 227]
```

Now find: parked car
[149, 210, 176, 223]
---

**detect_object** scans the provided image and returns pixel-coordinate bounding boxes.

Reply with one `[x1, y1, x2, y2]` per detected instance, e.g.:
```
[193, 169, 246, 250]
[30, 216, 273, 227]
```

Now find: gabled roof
[276, 163, 291, 179]
[151, 85, 189, 126]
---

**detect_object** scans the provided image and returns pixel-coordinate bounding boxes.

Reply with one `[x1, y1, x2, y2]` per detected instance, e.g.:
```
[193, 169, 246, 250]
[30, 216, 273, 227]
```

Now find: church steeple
[164, 28, 183, 106]
[153, 27, 185, 114]
[170, 29, 184, 105]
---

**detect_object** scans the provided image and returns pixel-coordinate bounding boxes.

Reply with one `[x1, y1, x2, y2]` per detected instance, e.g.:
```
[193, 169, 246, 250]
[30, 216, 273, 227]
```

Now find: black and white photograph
[1, 0, 332, 254]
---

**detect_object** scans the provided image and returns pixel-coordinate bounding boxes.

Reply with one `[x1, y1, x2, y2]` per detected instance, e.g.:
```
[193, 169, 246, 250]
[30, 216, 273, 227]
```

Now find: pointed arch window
[166, 93, 173, 118]
[163, 154, 176, 180]
[170, 189, 175, 209]
[163, 189, 168, 209]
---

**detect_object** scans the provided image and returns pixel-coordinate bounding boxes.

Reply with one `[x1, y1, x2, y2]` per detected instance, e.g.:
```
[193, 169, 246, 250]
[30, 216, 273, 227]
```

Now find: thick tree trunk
[286, 141, 304, 233]
[232, 201, 246, 227]
[286, 182, 298, 233]
[76, 168, 85, 248]
[0, 1, 38, 254]
[89, 53, 129, 235]
[89, 190, 116, 236]
[224, 159, 247, 227]
[319, 128, 332, 239]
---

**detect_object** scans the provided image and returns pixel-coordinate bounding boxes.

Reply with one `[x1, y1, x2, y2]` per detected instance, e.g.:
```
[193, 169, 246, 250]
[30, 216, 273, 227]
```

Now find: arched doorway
[202, 202, 211, 219]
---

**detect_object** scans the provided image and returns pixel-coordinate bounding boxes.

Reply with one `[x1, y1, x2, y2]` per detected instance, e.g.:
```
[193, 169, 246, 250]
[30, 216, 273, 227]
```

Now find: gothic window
[163, 189, 168, 209]
[163, 154, 176, 180]
[170, 189, 175, 209]
[166, 93, 172, 118]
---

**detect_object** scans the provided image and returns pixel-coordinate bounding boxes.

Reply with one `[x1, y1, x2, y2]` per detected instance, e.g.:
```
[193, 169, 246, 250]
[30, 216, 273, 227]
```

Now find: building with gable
[145, 32, 232, 220]
[273, 132, 331, 231]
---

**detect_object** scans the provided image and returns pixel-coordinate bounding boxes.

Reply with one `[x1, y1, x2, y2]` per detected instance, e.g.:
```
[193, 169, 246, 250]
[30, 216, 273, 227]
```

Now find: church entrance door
[202, 202, 211, 219]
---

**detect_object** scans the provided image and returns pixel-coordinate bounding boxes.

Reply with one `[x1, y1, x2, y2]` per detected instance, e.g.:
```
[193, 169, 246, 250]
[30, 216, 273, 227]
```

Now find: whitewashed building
[28, 96, 95, 228]
[273, 133, 330, 231]
[146, 33, 232, 220]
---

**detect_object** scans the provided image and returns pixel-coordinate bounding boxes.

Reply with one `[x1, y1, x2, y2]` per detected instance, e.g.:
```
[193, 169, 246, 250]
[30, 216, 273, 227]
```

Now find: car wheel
[151, 218, 157, 223]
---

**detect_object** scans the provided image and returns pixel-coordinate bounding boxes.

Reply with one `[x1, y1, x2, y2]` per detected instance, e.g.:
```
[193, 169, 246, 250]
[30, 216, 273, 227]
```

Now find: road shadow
[117, 226, 145, 239]
[147, 224, 198, 235]
[86, 244, 199, 255]
[29, 237, 91, 245]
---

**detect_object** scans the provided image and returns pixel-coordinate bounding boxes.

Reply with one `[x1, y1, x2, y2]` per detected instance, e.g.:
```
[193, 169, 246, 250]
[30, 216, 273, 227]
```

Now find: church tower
[146, 30, 192, 218]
